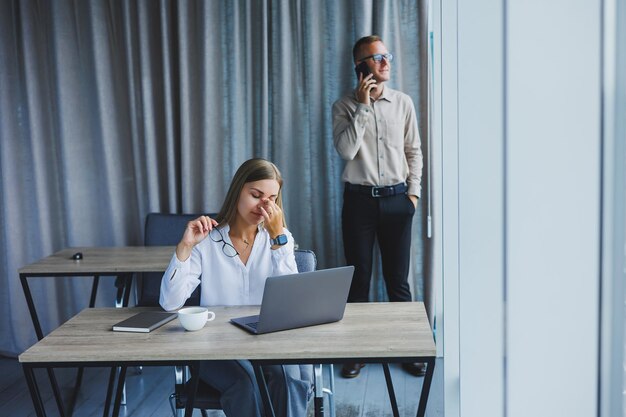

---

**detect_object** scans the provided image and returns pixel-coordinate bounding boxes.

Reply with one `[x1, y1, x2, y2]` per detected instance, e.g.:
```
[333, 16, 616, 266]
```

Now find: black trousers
[342, 186, 415, 302]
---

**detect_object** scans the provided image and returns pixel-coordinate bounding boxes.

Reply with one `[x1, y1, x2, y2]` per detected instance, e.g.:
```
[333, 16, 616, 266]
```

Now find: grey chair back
[294, 249, 317, 273]
[140, 213, 204, 307]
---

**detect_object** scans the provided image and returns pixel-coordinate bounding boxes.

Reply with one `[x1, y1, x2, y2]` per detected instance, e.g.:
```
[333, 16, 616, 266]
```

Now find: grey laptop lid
[230, 266, 354, 334]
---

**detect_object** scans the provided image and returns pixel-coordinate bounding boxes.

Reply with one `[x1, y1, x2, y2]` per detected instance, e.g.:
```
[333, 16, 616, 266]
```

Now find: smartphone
[354, 61, 371, 79]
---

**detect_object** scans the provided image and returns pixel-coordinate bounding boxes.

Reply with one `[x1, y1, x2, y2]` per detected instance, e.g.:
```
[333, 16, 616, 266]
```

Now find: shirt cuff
[355, 103, 370, 119]
[271, 244, 292, 257]
[169, 252, 191, 279]
[407, 184, 421, 199]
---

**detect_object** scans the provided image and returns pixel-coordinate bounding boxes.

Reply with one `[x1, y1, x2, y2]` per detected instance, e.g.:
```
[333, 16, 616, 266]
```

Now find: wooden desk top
[18, 246, 175, 276]
[19, 303, 436, 363]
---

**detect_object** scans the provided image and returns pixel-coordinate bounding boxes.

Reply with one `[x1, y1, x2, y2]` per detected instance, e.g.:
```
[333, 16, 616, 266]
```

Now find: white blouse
[159, 224, 298, 311]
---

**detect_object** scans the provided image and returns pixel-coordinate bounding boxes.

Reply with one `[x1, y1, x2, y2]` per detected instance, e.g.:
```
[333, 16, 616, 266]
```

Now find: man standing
[332, 36, 425, 378]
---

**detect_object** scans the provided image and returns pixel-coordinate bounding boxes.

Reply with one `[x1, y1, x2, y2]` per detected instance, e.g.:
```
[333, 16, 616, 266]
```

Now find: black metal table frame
[22, 360, 201, 417]
[20, 271, 134, 417]
[23, 356, 435, 417]
[249, 356, 436, 417]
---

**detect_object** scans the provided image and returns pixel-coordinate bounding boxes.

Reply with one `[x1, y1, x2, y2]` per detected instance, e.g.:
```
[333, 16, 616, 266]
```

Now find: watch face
[273, 234, 288, 246]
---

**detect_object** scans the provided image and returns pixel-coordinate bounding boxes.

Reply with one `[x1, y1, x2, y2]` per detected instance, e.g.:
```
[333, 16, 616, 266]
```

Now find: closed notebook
[112, 311, 177, 333]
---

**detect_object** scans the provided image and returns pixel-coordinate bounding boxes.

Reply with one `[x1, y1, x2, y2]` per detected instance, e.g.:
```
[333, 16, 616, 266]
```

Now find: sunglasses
[358, 53, 394, 63]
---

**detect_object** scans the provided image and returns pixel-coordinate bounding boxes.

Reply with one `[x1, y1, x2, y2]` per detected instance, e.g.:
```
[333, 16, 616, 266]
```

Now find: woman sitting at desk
[160, 158, 312, 417]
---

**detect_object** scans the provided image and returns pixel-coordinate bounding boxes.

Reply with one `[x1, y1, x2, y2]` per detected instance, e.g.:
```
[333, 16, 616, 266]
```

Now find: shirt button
[379, 137, 383, 141]
[381, 173, 385, 177]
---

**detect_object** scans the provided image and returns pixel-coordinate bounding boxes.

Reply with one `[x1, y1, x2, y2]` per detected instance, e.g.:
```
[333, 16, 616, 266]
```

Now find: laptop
[230, 266, 354, 334]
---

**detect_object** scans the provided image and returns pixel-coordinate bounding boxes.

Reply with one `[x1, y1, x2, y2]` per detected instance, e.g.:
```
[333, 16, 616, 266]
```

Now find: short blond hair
[353, 35, 383, 62]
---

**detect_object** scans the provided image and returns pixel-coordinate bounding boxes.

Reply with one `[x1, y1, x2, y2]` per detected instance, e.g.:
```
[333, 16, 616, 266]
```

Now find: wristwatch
[270, 234, 288, 246]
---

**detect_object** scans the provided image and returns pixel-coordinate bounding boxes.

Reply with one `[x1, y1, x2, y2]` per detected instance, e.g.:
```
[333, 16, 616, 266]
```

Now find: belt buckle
[371, 186, 383, 198]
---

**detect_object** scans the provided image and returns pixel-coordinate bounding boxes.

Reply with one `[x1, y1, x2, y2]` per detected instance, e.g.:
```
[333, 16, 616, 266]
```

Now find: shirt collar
[377, 85, 393, 102]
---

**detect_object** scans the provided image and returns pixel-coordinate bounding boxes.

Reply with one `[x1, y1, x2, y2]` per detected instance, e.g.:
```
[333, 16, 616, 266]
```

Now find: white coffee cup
[178, 307, 216, 331]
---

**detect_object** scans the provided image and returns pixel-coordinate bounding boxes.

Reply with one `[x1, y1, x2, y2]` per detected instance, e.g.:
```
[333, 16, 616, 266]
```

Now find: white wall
[457, 0, 506, 416]
[437, 0, 603, 416]
[506, 1, 601, 416]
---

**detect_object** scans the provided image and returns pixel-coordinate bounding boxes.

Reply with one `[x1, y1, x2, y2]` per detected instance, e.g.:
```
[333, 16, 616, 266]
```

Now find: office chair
[140, 213, 204, 307]
[170, 249, 336, 417]
[108, 213, 204, 417]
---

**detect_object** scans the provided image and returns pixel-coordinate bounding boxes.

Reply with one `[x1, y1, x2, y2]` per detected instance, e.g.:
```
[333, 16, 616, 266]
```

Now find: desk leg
[184, 362, 200, 417]
[65, 275, 100, 417]
[416, 358, 436, 417]
[20, 274, 44, 340]
[102, 367, 117, 417]
[46, 368, 68, 417]
[111, 366, 127, 417]
[111, 274, 131, 407]
[67, 367, 85, 417]
[21, 274, 67, 417]
[382, 364, 400, 417]
[122, 273, 133, 307]
[23, 364, 47, 417]
[67, 276, 100, 417]
[252, 364, 276, 417]
[89, 275, 100, 307]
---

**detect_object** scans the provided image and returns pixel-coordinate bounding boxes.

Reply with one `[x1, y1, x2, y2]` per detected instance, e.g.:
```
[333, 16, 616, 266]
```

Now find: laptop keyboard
[248, 321, 259, 330]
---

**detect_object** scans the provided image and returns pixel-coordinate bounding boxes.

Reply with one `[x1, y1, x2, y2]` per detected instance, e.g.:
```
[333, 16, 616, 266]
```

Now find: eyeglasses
[209, 228, 238, 257]
[358, 53, 394, 64]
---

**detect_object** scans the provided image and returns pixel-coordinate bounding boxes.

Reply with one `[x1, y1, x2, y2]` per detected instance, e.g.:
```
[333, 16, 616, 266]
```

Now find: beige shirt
[332, 86, 423, 197]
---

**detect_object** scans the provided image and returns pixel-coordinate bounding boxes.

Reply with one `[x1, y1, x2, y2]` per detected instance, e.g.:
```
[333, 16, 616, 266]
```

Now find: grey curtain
[0, 0, 430, 357]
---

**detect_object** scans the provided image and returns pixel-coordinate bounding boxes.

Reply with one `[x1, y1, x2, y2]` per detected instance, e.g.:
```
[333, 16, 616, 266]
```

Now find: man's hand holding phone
[355, 63, 377, 105]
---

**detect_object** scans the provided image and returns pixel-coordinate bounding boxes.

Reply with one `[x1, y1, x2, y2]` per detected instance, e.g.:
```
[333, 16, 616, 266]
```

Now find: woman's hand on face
[176, 216, 218, 261]
[260, 199, 284, 238]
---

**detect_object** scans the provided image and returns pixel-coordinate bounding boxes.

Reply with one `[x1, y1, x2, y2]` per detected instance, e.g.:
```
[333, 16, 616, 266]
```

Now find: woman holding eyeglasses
[160, 158, 310, 417]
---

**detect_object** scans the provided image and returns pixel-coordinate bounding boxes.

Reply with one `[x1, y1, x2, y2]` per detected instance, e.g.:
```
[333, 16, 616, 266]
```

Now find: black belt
[345, 183, 407, 198]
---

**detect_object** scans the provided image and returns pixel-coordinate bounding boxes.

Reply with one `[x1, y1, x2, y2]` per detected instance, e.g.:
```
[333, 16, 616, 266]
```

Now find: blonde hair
[214, 158, 285, 227]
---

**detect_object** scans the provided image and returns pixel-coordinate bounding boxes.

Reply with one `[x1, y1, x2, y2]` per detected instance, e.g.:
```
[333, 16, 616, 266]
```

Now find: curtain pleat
[0, 0, 430, 356]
